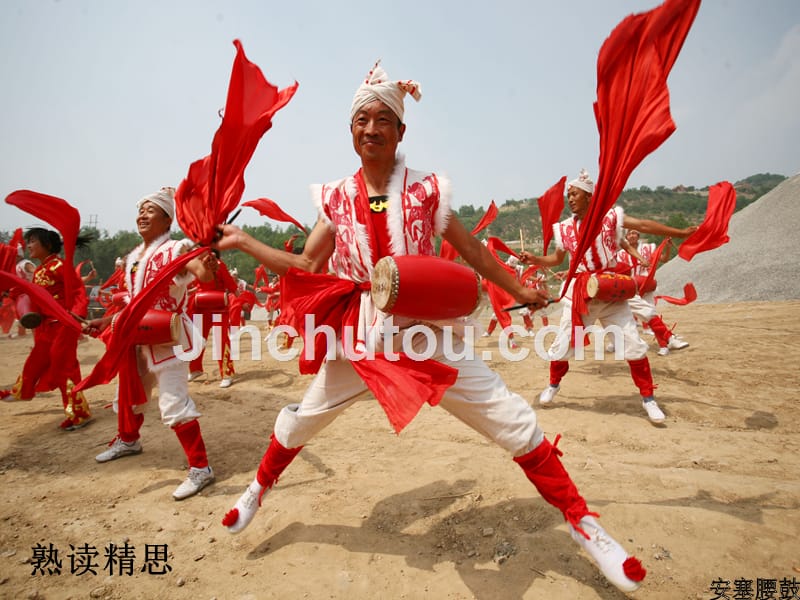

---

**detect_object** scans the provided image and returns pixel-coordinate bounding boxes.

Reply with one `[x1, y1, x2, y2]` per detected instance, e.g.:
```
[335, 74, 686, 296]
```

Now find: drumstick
[519, 229, 525, 253]
[226, 208, 242, 225]
[503, 299, 557, 312]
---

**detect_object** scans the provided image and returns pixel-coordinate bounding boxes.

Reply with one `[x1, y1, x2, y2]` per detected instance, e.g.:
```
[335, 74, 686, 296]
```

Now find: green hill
[454, 173, 787, 252]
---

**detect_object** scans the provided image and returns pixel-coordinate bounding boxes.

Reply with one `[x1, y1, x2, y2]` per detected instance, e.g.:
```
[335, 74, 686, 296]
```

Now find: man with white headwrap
[520, 170, 696, 424]
[215, 62, 646, 593]
[85, 187, 219, 501]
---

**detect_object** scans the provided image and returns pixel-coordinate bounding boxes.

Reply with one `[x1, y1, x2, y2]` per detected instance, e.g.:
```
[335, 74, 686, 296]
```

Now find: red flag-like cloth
[537, 177, 566, 254]
[74, 246, 206, 394]
[639, 237, 671, 293]
[0, 271, 82, 333]
[562, 0, 701, 295]
[242, 198, 308, 233]
[5, 190, 85, 312]
[279, 268, 458, 434]
[440, 201, 499, 261]
[482, 237, 520, 329]
[678, 181, 736, 261]
[175, 40, 299, 245]
[0, 228, 23, 274]
[656, 282, 697, 305]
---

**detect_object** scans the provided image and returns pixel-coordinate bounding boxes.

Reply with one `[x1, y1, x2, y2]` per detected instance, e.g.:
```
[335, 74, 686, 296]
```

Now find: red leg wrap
[628, 357, 655, 397]
[119, 413, 144, 444]
[256, 433, 303, 489]
[173, 419, 209, 468]
[646, 315, 672, 348]
[514, 435, 596, 537]
[549, 360, 569, 386]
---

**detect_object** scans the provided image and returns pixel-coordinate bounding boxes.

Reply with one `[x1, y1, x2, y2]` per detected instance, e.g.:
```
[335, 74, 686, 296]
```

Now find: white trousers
[112, 348, 202, 428]
[273, 328, 544, 457]
[627, 291, 658, 322]
[547, 298, 649, 361]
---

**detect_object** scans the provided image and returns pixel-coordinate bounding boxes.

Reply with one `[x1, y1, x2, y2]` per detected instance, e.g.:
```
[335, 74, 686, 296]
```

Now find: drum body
[15, 294, 42, 329]
[192, 290, 228, 313]
[586, 273, 637, 302]
[113, 309, 180, 345]
[371, 255, 481, 320]
[635, 276, 657, 295]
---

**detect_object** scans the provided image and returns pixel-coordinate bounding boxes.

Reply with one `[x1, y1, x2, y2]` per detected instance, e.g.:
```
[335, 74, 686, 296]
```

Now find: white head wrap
[137, 186, 176, 220]
[350, 60, 422, 124]
[568, 169, 594, 195]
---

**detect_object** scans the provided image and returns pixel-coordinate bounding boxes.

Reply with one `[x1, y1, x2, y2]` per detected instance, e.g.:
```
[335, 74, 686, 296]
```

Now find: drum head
[371, 257, 398, 312]
[585, 275, 599, 298]
[20, 312, 42, 329]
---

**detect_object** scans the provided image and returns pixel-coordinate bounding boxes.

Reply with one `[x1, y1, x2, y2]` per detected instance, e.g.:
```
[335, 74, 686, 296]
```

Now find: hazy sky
[1, 0, 798, 235]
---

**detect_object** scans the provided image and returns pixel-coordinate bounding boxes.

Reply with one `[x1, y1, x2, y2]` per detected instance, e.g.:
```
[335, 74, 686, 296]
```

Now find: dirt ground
[1, 300, 799, 600]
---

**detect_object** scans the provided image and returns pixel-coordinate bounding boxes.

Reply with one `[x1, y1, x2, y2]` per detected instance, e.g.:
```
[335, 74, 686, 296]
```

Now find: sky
[1, 0, 798, 235]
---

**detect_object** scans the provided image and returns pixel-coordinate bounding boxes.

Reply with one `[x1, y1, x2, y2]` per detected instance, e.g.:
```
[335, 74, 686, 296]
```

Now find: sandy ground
[1, 300, 799, 600]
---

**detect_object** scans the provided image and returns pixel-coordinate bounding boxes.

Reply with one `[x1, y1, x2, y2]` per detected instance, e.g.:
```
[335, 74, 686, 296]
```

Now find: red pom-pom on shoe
[221, 508, 240, 527]
[622, 556, 647, 582]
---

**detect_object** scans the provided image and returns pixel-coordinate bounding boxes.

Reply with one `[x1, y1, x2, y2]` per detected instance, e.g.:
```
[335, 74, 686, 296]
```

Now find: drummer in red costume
[0, 228, 93, 430]
[520, 170, 696, 424]
[214, 61, 646, 593]
[617, 229, 689, 356]
[85, 187, 217, 501]
[187, 251, 238, 388]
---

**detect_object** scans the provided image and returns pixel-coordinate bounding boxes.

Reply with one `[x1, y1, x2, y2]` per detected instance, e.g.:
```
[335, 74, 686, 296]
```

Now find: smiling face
[626, 229, 641, 246]
[136, 201, 172, 243]
[566, 186, 592, 219]
[350, 99, 405, 164]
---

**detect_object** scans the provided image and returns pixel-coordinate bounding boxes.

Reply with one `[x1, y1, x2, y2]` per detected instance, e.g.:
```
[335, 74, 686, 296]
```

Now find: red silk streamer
[175, 40, 299, 245]
[279, 268, 458, 434]
[537, 177, 567, 254]
[678, 181, 736, 261]
[242, 198, 308, 233]
[5, 190, 85, 313]
[0, 228, 24, 274]
[656, 282, 697, 306]
[440, 201, 499, 261]
[562, 0, 701, 296]
[482, 236, 520, 329]
[0, 271, 82, 333]
[73, 246, 206, 394]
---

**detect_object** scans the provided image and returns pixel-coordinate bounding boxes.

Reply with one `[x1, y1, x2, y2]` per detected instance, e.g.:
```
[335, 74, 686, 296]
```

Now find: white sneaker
[657, 346, 670, 356]
[187, 371, 205, 382]
[173, 466, 215, 500]
[642, 398, 665, 424]
[223, 480, 267, 534]
[605, 343, 615, 353]
[539, 385, 560, 405]
[668, 334, 689, 350]
[219, 378, 232, 389]
[481, 332, 490, 337]
[569, 515, 644, 593]
[95, 437, 142, 463]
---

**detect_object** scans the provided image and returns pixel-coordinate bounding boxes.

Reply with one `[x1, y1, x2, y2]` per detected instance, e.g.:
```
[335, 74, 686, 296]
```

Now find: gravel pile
[654, 173, 800, 304]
